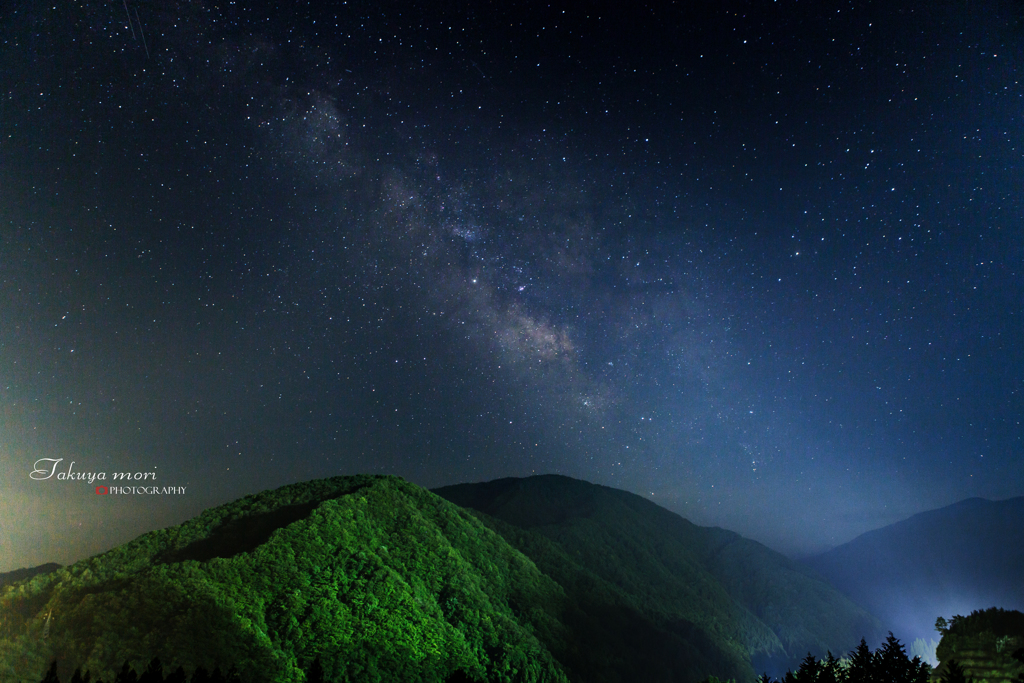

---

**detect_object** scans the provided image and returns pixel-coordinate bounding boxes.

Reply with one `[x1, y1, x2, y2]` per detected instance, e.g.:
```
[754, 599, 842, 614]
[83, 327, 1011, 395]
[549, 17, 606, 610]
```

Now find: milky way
[1, 0, 1022, 569]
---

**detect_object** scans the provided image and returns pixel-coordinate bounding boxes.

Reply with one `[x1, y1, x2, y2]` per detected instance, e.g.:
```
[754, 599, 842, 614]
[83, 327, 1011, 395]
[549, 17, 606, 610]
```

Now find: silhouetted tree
[877, 632, 930, 683]
[847, 638, 877, 683]
[138, 658, 163, 683]
[819, 651, 842, 683]
[164, 665, 186, 683]
[761, 635, 932, 683]
[794, 653, 821, 683]
[115, 660, 138, 683]
[189, 666, 211, 683]
[878, 633, 910, 683]
[41, 660, 61, 683]
[70, 668, 92, 683]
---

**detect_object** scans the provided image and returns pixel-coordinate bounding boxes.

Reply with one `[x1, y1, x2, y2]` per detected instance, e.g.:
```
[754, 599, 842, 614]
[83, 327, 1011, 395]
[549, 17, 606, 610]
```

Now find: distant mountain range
[0, 474, 878, 683]
[802, 496, 1024, 645]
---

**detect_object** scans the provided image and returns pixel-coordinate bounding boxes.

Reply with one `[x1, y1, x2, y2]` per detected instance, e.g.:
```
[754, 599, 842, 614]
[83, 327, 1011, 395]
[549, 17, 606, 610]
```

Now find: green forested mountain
[0, 475, 879, 683]
[0, 476, 572, 683]
[434, 475, 882, 675]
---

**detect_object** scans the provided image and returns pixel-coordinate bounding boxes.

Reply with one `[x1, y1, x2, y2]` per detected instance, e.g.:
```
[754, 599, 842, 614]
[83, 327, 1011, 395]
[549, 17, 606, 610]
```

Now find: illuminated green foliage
[935, 608, 1024, 683]
[2, 476, 568, 683]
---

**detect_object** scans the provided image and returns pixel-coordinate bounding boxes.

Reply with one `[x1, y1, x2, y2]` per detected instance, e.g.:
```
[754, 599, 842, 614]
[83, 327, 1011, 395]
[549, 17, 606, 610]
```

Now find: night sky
[2, 0, 1022, 573]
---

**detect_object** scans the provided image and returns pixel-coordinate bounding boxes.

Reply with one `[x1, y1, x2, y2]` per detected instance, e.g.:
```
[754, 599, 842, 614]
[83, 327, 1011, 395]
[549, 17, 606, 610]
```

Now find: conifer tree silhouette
[758, 633, 934, 683]
[847, 638, 877, 683]
[794, 652, 821, 683]
[40, 660, 60, 683]
[821, 651, 842, 683]
[114, 660, 138, 683]
[138, 658, 163, 683]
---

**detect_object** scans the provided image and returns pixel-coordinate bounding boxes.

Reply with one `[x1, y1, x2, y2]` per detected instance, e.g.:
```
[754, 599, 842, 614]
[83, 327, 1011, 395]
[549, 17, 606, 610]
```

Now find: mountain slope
[0, 476, 572, 683]
[433, 474, 881, 674]
[803, 496, 1024, 644]
[0, 564, 61, 590]
[0, 475, 757, 683]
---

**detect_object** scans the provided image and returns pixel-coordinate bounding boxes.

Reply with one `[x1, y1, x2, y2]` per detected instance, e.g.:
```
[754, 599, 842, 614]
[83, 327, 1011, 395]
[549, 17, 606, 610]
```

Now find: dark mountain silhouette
[803, 496, 1024, 644]
[434, 474, 881, 675]
[0, 563, 61, 589]
[0, 474, 880, 682]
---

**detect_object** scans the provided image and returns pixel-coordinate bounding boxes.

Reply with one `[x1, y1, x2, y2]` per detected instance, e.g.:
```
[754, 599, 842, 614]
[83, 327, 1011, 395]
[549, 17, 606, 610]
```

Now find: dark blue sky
[1, 0, 1022, 570]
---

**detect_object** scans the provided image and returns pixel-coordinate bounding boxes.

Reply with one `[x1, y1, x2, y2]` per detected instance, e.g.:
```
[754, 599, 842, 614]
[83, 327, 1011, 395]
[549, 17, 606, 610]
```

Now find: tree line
[753, 633, 935, 683]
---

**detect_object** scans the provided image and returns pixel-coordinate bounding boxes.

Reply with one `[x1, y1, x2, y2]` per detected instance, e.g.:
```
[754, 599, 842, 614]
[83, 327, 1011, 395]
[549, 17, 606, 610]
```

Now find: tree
[41, 660, 61, 683]
[819, 651, 843, 683]
[794, 653, 822, 683]
[138, 658, 163, 683]
[762, 636, 932, 683]
[847, 638, 877, 683]
[877, 632, 931, 683]
[114, 660, 138, 683]
[942, 660, 971, 683]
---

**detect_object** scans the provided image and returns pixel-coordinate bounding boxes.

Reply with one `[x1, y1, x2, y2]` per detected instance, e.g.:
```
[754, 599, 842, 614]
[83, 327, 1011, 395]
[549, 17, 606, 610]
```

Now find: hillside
[0, 564, 61, 590]
[803, 497, 1024, 643]
[433, 474, 881, 675]
[0, 476, 572, 683]
[0, 475, 758, 683]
